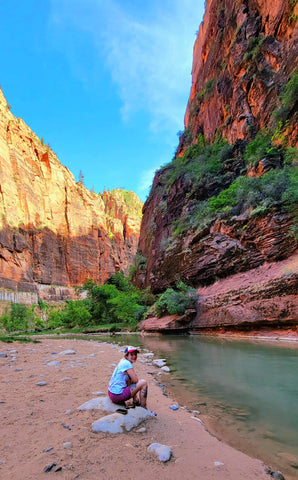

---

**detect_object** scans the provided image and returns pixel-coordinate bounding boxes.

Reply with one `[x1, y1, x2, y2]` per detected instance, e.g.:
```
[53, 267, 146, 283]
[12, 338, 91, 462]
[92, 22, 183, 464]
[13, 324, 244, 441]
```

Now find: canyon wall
[137, 0, 298, 331]
[0, 89, 142, 300]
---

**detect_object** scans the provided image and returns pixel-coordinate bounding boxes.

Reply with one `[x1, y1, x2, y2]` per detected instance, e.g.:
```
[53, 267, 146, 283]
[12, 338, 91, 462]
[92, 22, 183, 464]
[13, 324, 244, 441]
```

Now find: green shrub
[281, 167, 298, 207]
[33, 317, 46, 331]
[243, 35, 265, 62]
[47, 310, 64, 330]
[154, 282, 196, 318]
[281, 68, 298, 113]
[0, 303, 30, 332]
[244, 130, 273, 166]
[162, 139, 233, 190]
[0, 313, 11, 331]
[107, 291, 147, 325]
[106, 271, 130, 292]
[82, 274, 149, 327]
[85, 283, 119, 323]
[284, 147, 298, 166]
[273, 68, 298, 122]
[63, 300, 92, 328]
[192, 200, 215, 230]
[209, 167, 297, 215]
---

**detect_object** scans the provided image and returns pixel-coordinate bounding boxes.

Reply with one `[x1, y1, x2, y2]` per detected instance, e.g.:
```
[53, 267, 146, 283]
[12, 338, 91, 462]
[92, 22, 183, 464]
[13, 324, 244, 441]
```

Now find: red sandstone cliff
[181, 0, 298, 150]
[137, 0, 298, 331]
[0, 89, 142, 300]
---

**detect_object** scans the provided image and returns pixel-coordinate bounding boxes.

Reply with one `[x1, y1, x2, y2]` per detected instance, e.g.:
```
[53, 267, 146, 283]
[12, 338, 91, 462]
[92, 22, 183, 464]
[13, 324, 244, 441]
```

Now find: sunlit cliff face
[0, 89, 142, 291]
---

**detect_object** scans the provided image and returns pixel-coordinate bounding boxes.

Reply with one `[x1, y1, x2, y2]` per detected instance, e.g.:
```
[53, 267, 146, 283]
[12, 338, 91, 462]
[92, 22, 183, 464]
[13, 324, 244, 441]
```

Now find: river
[57, 332, 298, 478]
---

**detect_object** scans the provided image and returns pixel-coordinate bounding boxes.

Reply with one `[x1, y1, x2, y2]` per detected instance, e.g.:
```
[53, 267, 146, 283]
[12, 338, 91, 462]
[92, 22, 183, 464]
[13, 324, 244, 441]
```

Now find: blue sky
[0, 0, 204, 202]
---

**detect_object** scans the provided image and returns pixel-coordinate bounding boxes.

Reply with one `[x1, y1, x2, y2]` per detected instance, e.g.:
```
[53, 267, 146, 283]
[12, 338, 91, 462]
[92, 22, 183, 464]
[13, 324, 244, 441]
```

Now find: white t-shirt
[108, 358, 133, 394]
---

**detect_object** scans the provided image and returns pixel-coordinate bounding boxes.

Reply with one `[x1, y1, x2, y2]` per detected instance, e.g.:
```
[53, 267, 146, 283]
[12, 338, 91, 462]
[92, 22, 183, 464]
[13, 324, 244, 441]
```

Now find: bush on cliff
[161, 138, 234, 190]
[208, 166, 297, 215]
[154, 282, 196, 318]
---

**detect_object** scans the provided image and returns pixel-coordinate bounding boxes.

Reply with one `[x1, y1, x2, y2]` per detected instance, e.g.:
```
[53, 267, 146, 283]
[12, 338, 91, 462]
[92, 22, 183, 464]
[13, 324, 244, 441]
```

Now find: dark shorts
[108, 384, 136, 404]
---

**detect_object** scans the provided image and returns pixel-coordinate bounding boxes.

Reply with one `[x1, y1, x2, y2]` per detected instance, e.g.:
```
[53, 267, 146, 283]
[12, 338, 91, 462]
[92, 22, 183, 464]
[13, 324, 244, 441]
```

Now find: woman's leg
[130, 379, 147, 408]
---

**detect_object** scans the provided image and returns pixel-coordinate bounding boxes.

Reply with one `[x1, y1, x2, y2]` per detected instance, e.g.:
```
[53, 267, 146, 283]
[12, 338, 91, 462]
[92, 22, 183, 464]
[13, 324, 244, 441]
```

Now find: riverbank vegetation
[0, 273, 195, 336]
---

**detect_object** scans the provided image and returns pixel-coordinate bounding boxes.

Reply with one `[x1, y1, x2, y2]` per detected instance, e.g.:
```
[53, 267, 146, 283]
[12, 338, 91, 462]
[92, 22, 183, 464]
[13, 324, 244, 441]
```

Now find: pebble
[191, 416, 203, 424]
[272, 472, 286, 480]
[136, 427, 147, 433]
[271, 470, 286, 480]
[46, 361, 60, 367]
[152, 359, 166, 368]
[63, 442, 72, 449]
[147, 443, 172, 462]
[59, 349, 76, 355]
[15, 368, 23, 371]
[62, 423, 71, 430]
[36, 381, 47, 386]
[0, 353, 7, 358]
[170, 405, 179, 411]
[214, 461, 224, 467]
[65, 410, 72, 415]
[161, 366, 170, 372]
[265, 467, 286, 480]
[44, 462, 56, 472]
[43, 447, 54, 453]
[60, 377, 73, 382]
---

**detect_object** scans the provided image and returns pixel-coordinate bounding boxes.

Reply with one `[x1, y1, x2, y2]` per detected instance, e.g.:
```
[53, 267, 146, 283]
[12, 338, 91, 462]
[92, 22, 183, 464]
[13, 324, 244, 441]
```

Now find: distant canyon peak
[0, 88, 142, 300]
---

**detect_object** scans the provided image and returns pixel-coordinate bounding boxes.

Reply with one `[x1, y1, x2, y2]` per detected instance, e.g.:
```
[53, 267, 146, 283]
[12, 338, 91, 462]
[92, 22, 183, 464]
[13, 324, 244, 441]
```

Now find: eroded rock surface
[136, 0, 297, 331]
[0, 90, 142, 299]
[78, 396, 154, 434]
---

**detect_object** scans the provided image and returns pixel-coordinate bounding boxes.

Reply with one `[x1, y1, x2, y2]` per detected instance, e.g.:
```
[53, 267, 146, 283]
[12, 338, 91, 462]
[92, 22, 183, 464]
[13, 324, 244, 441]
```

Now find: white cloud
[49, 0, 204, 136]
[137, 166, 158, 199]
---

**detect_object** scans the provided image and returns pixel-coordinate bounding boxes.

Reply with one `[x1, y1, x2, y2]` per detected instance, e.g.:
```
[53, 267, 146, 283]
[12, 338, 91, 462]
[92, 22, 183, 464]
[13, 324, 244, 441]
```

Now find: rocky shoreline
[0, 337, 285, 480]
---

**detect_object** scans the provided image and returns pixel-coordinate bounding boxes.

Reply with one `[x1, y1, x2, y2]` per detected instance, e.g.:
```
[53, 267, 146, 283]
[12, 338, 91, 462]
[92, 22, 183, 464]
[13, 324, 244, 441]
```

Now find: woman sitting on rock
[108, 346, 148, 409]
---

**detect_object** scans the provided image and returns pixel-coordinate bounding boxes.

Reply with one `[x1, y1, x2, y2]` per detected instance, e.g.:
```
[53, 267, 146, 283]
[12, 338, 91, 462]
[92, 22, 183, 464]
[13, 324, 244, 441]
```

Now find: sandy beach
[0, 337, 280, 480]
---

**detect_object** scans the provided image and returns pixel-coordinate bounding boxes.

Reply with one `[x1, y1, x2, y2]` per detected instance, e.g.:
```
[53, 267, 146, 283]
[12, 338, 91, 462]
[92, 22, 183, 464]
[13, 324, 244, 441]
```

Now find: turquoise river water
[62, 333, 298, 478]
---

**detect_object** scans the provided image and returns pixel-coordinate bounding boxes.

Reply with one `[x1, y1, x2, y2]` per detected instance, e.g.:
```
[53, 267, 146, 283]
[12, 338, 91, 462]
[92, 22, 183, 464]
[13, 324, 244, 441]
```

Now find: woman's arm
[126, 368, 138, 384]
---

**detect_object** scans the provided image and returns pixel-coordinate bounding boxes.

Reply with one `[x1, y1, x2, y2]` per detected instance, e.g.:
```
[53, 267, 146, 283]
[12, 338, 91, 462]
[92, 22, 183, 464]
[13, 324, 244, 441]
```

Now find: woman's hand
[126, 368, 138, 384]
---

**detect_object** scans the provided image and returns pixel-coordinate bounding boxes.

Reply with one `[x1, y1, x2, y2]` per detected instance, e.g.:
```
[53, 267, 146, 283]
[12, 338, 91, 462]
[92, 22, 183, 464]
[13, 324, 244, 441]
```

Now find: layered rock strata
[137, 0, 298, 331]
[0, 90, 142, 299]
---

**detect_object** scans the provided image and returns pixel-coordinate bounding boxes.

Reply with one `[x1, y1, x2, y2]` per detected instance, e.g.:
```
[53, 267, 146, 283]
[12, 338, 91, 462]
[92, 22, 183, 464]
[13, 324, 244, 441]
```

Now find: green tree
[78, 170, 85, 185]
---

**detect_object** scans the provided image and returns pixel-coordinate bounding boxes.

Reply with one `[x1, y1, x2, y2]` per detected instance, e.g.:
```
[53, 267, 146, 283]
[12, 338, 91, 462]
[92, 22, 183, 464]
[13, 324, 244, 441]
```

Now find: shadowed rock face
[0, 90, 142, 297]
[136, 0, 298, 331]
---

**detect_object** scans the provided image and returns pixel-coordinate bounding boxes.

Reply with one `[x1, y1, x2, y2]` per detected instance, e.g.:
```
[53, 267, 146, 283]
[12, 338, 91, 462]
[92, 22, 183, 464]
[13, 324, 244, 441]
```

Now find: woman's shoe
[116, 408, 128, 415]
